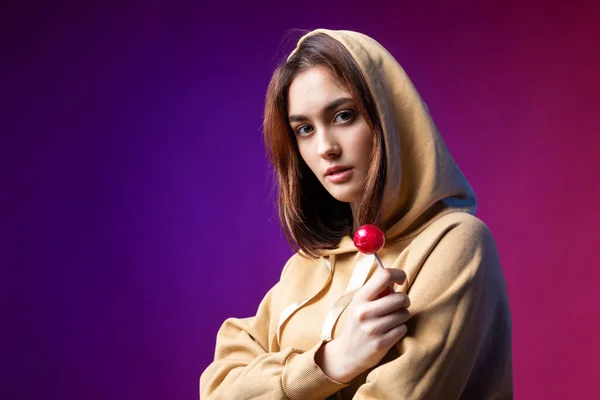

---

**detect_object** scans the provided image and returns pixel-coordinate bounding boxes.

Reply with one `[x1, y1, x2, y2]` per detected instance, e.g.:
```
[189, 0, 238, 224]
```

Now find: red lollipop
[353, 224, 385, 255]
[354, 225, 393, 297]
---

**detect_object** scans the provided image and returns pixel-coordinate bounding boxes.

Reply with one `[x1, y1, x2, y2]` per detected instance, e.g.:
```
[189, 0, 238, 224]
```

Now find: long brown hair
[264, 32, 386, 258]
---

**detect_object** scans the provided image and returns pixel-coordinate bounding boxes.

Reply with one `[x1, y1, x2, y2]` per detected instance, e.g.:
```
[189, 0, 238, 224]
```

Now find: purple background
[3, 1, 599, 399]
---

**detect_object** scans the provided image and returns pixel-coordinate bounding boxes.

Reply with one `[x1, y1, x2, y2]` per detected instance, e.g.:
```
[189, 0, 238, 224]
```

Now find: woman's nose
[317, 129, 341, 159]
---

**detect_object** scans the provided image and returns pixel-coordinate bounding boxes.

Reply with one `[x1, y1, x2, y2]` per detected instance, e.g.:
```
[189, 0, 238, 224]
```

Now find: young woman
[200, 29, 513, 400]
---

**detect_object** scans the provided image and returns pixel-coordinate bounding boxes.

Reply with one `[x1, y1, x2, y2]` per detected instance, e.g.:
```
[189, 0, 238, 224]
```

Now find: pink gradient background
[3, 0, 599, 398]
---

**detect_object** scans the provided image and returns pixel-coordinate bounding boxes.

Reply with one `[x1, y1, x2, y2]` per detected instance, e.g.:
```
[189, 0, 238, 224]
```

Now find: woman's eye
[297, 125, 314, 136]
[334, 111, 353, 123]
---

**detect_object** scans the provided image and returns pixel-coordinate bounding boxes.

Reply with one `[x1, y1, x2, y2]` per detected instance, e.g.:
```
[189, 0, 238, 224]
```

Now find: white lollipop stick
[374, 253, 385, 269]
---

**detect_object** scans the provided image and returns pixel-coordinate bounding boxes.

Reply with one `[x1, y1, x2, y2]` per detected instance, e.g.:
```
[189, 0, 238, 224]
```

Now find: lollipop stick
[374, 253, 395, 295]
[374, 253, 385, 269]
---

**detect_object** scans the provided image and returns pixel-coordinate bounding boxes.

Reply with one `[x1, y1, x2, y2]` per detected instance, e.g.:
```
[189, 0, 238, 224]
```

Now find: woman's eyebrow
[288, 97, 354, 123]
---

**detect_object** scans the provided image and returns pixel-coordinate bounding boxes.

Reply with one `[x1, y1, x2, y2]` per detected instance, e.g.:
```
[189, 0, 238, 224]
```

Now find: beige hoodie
[199, 29, 513, 400]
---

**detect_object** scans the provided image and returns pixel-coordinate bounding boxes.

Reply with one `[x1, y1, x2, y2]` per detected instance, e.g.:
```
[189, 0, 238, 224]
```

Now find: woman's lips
[326, 168, 353, 183]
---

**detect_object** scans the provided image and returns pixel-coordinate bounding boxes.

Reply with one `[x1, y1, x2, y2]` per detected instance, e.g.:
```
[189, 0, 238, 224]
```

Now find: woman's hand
[316, 268, 411, 383]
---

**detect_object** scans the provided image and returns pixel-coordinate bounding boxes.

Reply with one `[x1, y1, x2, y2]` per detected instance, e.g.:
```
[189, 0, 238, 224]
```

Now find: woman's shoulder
[412, 211, 495, 251]
[404, 212, 506, 305]
[432, 210, 490, 231]
[405, 212, 501, 280]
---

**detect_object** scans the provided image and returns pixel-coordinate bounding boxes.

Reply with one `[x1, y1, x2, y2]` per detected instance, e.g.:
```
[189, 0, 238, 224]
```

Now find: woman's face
[287, 66, 374, 208]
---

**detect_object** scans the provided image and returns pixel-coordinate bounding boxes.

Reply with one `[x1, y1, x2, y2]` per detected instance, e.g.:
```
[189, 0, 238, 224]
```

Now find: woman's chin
[326, 188, 360, 204]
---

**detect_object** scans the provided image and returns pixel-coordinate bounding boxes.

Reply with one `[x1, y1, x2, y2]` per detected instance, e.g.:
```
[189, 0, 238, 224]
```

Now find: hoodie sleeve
[199, 262, 349, 400]
[352, 217, 513, 400]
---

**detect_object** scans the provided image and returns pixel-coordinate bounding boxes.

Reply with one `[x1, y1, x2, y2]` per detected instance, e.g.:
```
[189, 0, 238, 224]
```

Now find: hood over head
[287, 29, 477, 255]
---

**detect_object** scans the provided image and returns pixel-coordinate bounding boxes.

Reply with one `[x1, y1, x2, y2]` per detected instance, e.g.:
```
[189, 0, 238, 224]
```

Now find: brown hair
[263, 32, 386, 258]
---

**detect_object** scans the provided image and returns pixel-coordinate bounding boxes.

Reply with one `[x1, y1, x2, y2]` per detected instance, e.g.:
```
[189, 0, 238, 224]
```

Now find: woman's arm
[352, 217, 513, 399]
[199, 269, 349, 400]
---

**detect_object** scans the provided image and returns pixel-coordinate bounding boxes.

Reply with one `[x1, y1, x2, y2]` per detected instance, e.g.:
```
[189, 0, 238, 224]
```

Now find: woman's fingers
[373, 291, 411, 313]
[368, 308, 411, 334]
[357, 268, 407, 301]
[358, 292, 411, 320]
[333, 268, 411, 377]
[379, 323, 409, 348]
